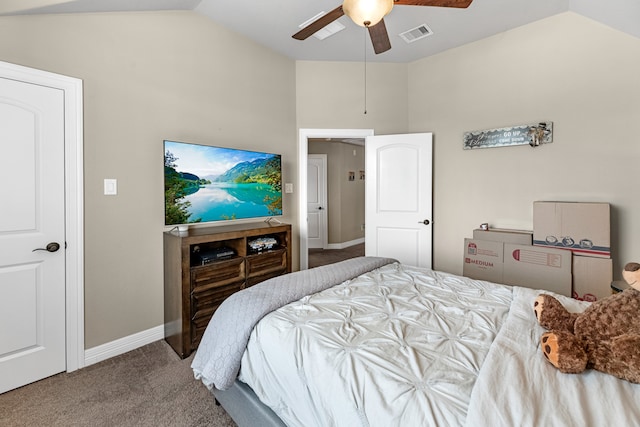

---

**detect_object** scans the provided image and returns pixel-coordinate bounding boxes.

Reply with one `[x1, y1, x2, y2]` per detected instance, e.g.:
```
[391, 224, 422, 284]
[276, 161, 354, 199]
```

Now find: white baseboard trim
[84, 325, 165, 367]
[325, 237, 365, 250]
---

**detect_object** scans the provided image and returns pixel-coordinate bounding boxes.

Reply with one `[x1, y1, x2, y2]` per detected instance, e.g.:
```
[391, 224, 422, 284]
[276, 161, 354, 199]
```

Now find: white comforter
[465, 286, 640, 427]
[239, 262, 513, 427]
[239, 262, 640, 426]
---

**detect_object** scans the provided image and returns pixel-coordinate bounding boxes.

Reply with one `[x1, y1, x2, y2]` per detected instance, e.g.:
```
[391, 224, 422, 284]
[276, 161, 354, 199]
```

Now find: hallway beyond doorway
[308, 243, 365, 268]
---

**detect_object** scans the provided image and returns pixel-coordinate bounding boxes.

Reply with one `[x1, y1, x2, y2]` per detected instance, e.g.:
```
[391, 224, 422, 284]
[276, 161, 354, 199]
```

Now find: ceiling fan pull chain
[363, 26, 367, 115]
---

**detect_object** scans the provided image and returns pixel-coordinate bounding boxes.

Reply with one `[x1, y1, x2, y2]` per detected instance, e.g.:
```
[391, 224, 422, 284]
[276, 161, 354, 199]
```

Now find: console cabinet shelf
[164, 222, 292, 358]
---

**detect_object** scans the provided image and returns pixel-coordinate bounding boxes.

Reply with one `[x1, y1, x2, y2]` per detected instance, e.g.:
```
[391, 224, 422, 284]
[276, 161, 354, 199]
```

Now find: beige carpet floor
[1, 248, 364, 427]
[0, 340, 236, 427]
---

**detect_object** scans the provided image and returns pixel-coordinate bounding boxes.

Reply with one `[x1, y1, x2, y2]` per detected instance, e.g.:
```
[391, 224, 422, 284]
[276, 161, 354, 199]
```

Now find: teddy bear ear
[622, 262, 640, 286]
[624, 262, 640, 272]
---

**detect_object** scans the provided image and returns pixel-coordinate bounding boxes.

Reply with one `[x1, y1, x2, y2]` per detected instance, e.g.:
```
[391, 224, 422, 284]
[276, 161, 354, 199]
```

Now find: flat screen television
[164, 140, 282, 226]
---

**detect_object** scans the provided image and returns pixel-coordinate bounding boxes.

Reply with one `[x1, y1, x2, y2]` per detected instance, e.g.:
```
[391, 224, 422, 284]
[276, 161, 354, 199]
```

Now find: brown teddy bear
[533, 262, 640, 383]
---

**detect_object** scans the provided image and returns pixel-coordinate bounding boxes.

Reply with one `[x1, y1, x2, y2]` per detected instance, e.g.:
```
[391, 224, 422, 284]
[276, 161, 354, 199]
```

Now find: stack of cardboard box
[532, 202, 612, 301]
[463, 202, 612, 300]
[463, 227, 572, 296]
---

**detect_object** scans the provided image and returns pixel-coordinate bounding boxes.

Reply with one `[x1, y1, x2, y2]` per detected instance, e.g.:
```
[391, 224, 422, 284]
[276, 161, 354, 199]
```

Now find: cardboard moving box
[463, 238, 504, 283]
[472, 228, 533, 245]
[533, 201, 610, 258]
[572, 256, 613, 301]
[503, 243, 572, 296]
[464, 237, 572, 297]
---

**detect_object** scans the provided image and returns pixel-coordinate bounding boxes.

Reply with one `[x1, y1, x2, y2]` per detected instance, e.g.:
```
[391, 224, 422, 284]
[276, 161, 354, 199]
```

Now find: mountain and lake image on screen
[164, 140, 282, 225]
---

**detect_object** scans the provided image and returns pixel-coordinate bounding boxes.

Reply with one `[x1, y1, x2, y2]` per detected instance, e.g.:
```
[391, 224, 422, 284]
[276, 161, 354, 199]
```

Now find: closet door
[0, 76, 66, 393]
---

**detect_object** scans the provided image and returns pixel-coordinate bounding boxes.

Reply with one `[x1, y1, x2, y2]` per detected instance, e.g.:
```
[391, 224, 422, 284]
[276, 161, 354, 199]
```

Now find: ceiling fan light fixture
[343, 0, 393, 27]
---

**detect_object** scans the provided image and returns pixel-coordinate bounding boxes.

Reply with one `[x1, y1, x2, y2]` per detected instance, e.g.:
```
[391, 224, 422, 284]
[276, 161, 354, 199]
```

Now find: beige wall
[295, 61, 409, 134]
[309, 141, 365, 245]
[0, 11, 298, 348]
[408, 12, 640, 278]
[295, 60, 408, 255]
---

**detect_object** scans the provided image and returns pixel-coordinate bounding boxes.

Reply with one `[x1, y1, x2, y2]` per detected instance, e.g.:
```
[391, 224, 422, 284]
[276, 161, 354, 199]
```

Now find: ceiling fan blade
[393, 0, 473, 8]
[368, 19, 391, 54]
[292, 5, 345, 40]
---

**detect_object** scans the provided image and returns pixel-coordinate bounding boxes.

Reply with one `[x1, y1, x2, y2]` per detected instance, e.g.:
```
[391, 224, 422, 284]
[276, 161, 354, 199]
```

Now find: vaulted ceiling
[2, 0, 639, 63]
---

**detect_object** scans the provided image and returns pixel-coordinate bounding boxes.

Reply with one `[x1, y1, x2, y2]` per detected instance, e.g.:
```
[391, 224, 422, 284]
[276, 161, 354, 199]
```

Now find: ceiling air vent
[399, 24, 433, 44]
[298, 11, 346, 40]
[313, 21, 346, 40]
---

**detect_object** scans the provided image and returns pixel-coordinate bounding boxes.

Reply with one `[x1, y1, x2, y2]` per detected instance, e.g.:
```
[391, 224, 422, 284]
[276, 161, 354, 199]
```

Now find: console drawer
[246, 269, 287, 287]
[190, 280, 242, 348]
[246, 249, 287, 278]
[191, 280, 243, 318]
[191, 257, 245, 292]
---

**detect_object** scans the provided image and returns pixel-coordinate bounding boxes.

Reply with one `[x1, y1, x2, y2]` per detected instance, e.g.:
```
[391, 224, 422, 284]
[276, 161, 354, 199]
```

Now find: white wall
[408, 12, 640, 278]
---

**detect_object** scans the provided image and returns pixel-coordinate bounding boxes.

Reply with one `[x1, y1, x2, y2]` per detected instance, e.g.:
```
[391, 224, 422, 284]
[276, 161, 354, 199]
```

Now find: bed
[192, 257, 640, 426]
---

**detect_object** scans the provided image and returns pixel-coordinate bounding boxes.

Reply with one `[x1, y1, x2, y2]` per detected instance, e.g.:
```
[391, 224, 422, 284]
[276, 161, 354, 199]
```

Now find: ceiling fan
[293, 0, 474, 54]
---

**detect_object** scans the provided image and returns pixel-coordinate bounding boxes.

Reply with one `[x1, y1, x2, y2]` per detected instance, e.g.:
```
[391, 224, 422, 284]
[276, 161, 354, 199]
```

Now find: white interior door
[0, 76, 67, 393]
[307, 154, 327, 249]
[365, 133, 433, 268]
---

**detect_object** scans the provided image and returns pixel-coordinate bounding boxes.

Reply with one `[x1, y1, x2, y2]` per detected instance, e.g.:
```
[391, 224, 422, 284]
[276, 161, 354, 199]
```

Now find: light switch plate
[285, 183, 293, 193]
[104, 179, 117, 195]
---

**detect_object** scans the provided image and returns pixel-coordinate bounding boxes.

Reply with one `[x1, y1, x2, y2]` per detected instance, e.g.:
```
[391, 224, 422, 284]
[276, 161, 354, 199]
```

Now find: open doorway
[298, 128, 373, 270]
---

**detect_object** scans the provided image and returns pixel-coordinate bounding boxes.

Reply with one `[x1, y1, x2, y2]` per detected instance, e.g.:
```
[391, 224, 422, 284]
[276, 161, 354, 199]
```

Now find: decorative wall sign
[463, 122, 553, 149]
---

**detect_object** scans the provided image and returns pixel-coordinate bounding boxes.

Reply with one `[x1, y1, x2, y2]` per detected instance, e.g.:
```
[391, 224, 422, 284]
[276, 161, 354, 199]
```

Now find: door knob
[418, 219, 430, 225]
[318, 206, 324, 210]
[33, 242, 61, 253]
